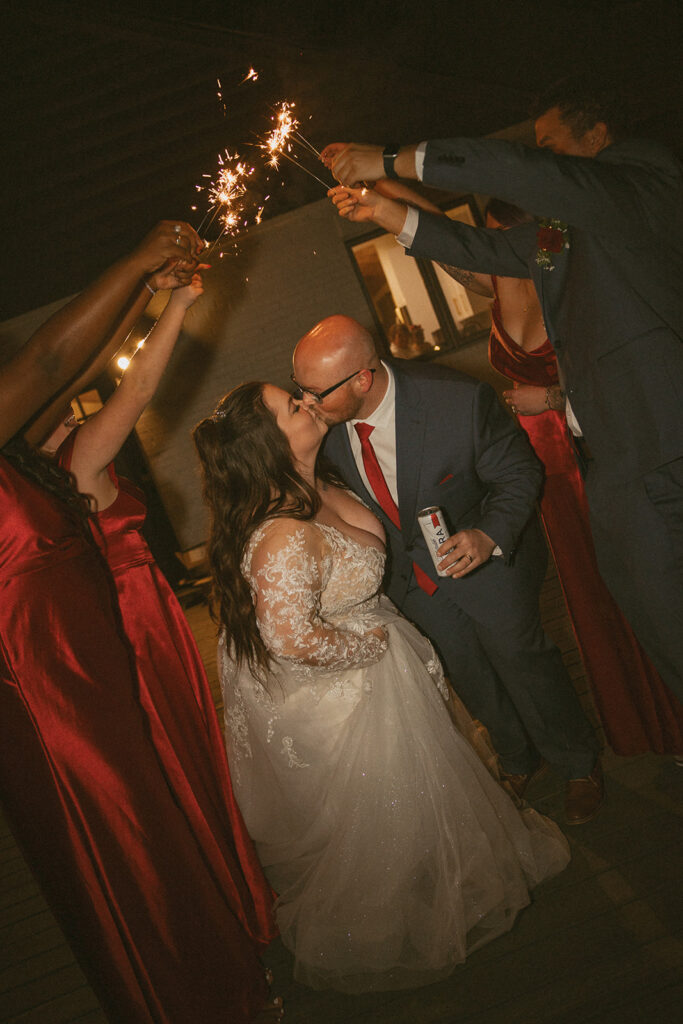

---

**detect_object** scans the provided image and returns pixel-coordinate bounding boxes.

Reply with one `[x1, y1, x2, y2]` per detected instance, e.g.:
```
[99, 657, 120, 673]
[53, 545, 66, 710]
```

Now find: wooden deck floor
[2, 565, 682, 1023]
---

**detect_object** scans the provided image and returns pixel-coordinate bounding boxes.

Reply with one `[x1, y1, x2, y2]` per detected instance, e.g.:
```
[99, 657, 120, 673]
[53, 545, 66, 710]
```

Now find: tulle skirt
[221, 598, 570, 992]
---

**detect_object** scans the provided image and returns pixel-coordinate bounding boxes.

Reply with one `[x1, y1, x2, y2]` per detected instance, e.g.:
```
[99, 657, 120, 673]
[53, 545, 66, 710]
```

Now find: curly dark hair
[193, 381, 343, 679]
[2, 434, 92, 534]
[531, 74, 631, 142]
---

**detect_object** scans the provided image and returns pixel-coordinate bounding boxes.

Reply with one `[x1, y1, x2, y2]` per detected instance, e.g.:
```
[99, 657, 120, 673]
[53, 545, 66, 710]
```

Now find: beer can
[417, 506, 451, 577]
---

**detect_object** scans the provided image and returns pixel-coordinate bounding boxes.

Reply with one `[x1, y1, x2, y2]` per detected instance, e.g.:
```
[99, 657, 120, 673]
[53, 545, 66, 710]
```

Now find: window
[348, 197, 492, 360]
[72, 388, 104, 423]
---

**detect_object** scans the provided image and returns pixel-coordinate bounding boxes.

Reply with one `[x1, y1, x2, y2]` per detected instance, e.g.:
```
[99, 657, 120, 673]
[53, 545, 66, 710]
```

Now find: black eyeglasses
[290, 367, 375, 404]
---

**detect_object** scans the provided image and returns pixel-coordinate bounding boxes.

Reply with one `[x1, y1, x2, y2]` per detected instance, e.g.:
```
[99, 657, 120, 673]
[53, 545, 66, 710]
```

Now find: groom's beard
[310, 394, 364, 427]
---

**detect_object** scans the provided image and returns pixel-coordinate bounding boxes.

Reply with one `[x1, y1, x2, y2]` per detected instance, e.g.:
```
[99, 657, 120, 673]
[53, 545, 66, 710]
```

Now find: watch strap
[383, 145, 400, 180]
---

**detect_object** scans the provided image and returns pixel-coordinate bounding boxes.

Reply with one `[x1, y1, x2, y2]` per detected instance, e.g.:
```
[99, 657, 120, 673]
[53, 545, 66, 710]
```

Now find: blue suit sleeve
[408, 213, 535, 278]
[469, 385, 543, 559]
[422, 137, 678, 241]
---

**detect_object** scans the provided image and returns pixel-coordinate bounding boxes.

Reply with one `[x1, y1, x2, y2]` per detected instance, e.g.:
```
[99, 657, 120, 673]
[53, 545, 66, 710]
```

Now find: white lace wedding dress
[219, 517, 570, 993]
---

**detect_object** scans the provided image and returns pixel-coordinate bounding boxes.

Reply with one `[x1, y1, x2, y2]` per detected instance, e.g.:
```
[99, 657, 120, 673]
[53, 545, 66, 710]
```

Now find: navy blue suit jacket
[407, 137, 683, 483]
[322, 361, 542, 609]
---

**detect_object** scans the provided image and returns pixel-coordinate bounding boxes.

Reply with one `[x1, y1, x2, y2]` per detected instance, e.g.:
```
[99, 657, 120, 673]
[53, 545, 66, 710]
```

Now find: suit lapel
[325, 424, 382, 519]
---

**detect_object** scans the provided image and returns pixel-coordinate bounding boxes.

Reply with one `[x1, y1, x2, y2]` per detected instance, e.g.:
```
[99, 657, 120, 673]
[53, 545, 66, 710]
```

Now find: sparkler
[192, 88, 329, 261]
[216, 78, 227, 117]
[195, 151, 257, 257]
[258, 101, 331, 190]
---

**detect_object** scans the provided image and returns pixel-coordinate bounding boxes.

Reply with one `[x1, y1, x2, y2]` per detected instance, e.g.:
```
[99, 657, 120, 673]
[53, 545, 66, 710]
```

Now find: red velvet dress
[0, 453, 271, 1023]
[58, 431, 276, 943]
[489, 289, 683, 756]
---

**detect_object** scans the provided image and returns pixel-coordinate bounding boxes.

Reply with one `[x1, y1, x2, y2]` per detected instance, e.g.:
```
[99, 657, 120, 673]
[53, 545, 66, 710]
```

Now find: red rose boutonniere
[535, 218, 570, 271]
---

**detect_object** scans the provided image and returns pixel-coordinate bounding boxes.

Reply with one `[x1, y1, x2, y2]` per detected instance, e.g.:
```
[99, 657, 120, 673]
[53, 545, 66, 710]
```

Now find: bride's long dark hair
[193, 381, 340, 678]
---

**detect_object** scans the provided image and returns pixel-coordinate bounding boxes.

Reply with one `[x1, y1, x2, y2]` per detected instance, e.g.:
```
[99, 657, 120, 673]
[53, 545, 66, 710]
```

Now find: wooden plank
[0, 964, 95, 1020]
[3, 983, 104, 1024]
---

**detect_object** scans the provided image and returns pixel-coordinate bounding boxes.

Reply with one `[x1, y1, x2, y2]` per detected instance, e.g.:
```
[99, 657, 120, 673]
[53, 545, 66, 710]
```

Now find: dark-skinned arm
[0, 220, 201, 447]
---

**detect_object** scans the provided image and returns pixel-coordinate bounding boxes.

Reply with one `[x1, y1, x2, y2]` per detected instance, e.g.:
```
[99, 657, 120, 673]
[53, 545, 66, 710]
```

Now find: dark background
[2, 0, 681, 320]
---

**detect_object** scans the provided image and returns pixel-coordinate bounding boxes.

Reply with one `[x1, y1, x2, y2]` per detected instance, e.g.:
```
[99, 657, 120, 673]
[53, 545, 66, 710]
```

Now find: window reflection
[349, 198, 492, 359]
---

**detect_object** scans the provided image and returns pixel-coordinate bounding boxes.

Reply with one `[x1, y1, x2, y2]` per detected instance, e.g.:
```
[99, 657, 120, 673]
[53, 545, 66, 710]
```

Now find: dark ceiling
[2, 0, 681, 320]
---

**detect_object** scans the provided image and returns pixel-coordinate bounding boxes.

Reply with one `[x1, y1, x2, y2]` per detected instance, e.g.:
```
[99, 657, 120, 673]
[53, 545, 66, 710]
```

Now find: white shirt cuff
[415, 141, 427, 181]
[396, 205, 420, 248]
[565, 397, 583, 437]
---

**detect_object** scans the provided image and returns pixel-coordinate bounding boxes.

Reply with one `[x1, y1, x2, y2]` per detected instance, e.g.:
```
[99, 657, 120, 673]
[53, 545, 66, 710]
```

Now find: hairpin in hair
[212, 407, 227, 422]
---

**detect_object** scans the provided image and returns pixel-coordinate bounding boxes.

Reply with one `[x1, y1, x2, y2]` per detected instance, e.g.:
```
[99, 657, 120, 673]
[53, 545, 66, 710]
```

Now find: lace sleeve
[247, 519, 387, 669]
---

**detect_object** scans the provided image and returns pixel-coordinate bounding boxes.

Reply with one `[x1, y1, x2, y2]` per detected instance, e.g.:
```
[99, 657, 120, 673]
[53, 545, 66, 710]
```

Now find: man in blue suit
[322, 79, 683, 700]
[293, 315, 602, 823]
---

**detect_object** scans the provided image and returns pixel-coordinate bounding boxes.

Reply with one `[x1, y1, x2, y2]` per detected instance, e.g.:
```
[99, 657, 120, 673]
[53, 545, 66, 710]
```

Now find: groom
[321, 78, 683, 699]
[293, 315, 602, 825]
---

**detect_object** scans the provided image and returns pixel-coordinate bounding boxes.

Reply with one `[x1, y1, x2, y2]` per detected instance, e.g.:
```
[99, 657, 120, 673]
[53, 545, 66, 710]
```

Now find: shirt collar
[350, 361, 395, 430]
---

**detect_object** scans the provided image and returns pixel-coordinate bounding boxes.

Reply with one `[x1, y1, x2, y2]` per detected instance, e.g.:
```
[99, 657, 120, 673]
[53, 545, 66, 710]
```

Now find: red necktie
[354, 423, 437, 596]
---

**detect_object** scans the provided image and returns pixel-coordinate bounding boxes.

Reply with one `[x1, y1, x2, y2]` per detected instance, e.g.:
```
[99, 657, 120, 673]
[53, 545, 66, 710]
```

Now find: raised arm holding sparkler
[328, 182, 411, 234]
[46, 270, 206, 503]
[25, 223, 206, 447]
[321, 142, 419, 187]
[11, 220, 202, 447]
[320, 140, 424, 234]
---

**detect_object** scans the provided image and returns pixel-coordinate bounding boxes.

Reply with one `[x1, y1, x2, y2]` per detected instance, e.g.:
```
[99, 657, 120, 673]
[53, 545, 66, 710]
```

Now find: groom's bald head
[296, 315, 377, 374]
[293, 316, 384, 425]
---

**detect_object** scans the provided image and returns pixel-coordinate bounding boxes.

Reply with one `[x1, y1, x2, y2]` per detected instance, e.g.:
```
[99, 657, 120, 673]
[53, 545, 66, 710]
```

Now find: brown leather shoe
[565, 762, 604, 825]
[500, 759, 548, 801]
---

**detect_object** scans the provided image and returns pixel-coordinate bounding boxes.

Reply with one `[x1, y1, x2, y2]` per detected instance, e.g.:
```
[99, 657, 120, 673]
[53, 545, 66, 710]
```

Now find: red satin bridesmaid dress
[0, 453, 272, 1023]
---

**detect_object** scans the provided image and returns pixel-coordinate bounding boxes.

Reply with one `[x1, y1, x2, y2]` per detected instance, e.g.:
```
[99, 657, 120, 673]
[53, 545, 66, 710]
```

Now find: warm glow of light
[260, 102, 299, 162]
[201, 151, 255, 235]
[136, 340, 145, 349]
[117, 356, 130, 370]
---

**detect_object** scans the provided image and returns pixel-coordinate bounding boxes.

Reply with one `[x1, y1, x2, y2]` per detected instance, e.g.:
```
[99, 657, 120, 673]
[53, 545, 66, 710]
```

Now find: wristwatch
[383, 145, 401, 180]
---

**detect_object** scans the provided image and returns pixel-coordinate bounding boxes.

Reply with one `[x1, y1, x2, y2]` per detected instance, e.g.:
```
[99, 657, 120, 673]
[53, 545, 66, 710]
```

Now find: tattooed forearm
[436, 263, 493, 297]
[545, 385, 566, 411]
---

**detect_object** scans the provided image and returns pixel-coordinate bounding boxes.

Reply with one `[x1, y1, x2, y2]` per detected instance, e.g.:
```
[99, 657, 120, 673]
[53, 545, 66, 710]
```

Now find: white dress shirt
[347, 361, 399, 505]
[347, 362, 502, 554]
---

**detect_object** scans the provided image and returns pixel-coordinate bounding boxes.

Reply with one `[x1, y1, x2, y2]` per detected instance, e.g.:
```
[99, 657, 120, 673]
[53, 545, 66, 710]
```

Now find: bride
[193, 381, 570, 994]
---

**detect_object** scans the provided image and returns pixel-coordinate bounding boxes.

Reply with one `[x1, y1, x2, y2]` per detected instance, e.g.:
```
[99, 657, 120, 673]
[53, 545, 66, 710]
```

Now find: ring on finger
[510, 403, 518, 414]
